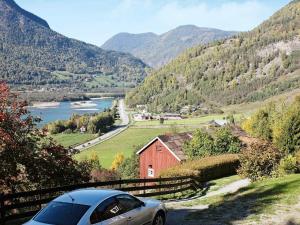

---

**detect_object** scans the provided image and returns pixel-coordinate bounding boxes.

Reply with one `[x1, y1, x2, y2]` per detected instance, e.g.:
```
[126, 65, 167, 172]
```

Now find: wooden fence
[0, 176, 201, 224]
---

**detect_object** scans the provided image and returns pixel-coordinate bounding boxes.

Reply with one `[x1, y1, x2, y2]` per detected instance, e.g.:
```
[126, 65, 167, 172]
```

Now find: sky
[15, 0, 291, 46]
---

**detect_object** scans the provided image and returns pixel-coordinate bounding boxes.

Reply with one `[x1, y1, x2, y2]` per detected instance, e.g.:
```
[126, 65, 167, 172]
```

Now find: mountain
[0, 0, 147, 91]
[126, 0, 300, 113]
[102, 25, 237, 68]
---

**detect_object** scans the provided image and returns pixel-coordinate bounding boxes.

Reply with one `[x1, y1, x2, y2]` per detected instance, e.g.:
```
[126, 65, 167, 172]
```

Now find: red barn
[136, 133, 192, 178]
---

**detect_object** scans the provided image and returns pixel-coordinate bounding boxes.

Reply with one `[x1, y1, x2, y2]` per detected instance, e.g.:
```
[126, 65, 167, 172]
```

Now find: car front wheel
[152, 212, 165, 225]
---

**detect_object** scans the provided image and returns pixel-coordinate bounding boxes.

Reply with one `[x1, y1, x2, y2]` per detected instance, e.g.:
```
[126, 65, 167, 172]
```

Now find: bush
[296, 151, 300, 172]
[160, 154, 239, 182]
[214, 127, 242, 154]
[238, 140, 283, 181]
[183, 127, 242, 158]
[117, 151, 140, 179]
[273, 101, 300, 154]
[278, 155, 298, 175]
[183, 129, 214, 158]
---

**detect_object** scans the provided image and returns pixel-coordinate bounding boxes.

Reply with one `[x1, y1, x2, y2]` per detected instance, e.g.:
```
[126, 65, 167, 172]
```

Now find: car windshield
[34, 201, 90, 225]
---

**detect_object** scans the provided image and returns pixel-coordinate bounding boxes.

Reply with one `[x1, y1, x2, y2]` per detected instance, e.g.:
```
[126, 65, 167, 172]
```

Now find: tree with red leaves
[0, 83, 91, 193]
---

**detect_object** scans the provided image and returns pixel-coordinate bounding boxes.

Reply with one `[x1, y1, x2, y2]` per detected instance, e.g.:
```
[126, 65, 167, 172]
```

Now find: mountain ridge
[102, 25, 237, 68]
[126, 0, 300, 113]
[0, 0, 147, 91]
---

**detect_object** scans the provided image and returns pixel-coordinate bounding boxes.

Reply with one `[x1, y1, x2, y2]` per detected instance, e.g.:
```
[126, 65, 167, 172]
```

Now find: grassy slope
[51, 133, 97, 148]
[222, 84, 300, 115]
[75, 126, 195, 168]
[185, 174, 300, 224]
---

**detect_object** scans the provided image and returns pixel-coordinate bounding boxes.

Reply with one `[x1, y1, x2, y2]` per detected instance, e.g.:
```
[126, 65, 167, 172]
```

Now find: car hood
[23, 220, 51, 225]
[139, 197, 162, 205]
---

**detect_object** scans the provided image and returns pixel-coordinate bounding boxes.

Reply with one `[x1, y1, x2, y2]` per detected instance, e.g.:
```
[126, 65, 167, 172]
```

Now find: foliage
[0, 83, 90, 193]
[214, 127, 242, 154]
[184, 127, 242, 158]
[278, 154, 298, 175]
[111, 153, 125, 171]
[82, 151, 119, 182]
[243, 97, 300, 155]
[183, 129, 214, 158]
[296, 150, 300, 172]
[273, 99, 300, 154]
[238, 140, 283, 181]
[160, 154, 239, 182]
[241, 103, 276, 141]
[45, 110, 114, 135]
[126, 0, 300, 112]
[117, 150, 140, 179]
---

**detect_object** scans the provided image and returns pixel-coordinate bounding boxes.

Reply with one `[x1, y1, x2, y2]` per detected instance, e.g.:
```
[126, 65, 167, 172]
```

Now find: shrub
[183, 127, 242, 158]
[183, 129, 214, 158]
[238, 140, 283, 181]
[111, 153, 125, 171]
[273, 101, 300, 154]
[296, 151, 300, 172]
[117, 151, 140, 179]
[160, 154, 239, 182]
[214, 127, 242, 154]
[278, 154, 298, 175]
[241, 103, 276, 141]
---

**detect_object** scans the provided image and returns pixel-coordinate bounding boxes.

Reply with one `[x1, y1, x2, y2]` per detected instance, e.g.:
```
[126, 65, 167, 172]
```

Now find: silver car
[24, 189, 167, 225]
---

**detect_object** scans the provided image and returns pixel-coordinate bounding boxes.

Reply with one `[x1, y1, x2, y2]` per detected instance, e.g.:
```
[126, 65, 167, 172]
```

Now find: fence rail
[0, 176, 201, 224]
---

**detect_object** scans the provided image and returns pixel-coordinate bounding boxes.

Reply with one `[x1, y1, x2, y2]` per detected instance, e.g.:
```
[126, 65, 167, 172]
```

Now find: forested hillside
[126, 0, 300, 113]
[0, 0, 147, 91]
[102, 25, 237, 68]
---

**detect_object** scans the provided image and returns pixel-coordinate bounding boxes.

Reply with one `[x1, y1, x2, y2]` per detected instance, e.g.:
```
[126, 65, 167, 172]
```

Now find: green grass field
[133, 114, 232, 127]
[75, 126, 196, 168]
[51, 133, 97, 147]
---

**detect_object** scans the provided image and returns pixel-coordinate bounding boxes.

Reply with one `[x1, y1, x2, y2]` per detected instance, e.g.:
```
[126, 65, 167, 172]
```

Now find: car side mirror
[139, 201, 145, 207]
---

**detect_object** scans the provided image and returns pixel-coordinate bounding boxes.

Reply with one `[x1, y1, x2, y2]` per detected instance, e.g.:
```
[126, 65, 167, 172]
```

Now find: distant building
[161, 113, 182, 120]
[80, 126, 87, 133]
[208, 119, 229, 127]
[136, 132, 192, 178]
[133, 113, 152, 121]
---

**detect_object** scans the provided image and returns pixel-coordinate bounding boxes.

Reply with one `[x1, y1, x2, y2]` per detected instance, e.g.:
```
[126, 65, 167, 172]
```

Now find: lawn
[51, 133, 97, 148]
[75, 126, 195, 168]
[184, 174, 300, 224]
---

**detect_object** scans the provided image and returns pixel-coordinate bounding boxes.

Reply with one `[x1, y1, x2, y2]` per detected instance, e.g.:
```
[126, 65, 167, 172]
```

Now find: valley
[1, 1, 300, 225]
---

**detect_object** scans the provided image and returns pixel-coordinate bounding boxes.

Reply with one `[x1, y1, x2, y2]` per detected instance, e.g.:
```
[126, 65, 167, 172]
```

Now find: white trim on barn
[136, 137, 182, 162]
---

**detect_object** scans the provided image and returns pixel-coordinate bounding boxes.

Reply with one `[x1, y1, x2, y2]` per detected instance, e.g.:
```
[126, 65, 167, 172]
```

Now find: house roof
[136, 132, 192, 161]
[209, 119, 228, 126]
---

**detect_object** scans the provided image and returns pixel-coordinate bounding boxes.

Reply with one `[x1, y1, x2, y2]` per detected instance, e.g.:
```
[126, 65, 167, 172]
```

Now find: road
[74, 99, 129, 151]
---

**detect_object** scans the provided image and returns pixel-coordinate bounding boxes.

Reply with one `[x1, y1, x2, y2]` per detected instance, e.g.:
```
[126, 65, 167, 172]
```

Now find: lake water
[29, 98, 113, 127]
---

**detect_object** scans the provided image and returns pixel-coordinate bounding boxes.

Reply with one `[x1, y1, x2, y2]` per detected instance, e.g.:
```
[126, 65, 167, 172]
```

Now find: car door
[116, 194, 152, 225]
[90, 197, 129, 225]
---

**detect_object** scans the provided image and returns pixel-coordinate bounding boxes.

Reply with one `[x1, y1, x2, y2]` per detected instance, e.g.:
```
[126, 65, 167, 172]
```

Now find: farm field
[51, 133, 97, 148]
[75, 126, 196, 168]
[132, 114, 235, 127]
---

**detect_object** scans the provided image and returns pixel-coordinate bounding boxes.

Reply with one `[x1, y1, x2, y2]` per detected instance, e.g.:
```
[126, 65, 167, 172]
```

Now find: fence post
[0, 193, 5, 225]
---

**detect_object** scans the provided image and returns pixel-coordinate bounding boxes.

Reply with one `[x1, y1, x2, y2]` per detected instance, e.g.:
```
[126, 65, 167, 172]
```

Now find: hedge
[160, 154, 240, 182]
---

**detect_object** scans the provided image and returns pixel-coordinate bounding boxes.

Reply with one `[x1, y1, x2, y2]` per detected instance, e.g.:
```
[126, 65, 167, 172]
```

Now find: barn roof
[136, 132, 192, 161]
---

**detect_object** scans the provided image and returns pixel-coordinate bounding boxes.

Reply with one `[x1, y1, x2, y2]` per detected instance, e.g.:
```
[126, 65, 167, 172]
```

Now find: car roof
[54, 189, 125, 206]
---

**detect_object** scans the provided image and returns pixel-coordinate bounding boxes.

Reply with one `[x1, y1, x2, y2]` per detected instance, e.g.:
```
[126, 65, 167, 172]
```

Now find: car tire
[152, 211, 165, 225]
